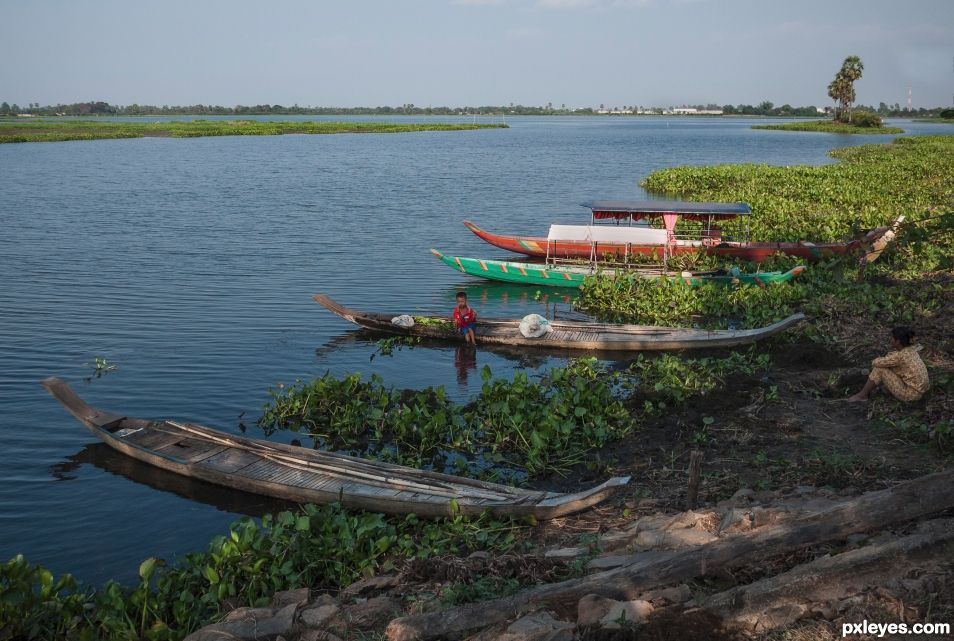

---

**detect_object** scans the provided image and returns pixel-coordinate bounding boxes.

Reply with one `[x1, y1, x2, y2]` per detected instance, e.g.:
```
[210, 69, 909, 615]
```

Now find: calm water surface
[2, 116, 951, 585]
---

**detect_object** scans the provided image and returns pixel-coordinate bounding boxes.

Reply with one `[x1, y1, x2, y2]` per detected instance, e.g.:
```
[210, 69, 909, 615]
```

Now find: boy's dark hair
[891, 326, 916, 347]
[456, 292, 467, 300]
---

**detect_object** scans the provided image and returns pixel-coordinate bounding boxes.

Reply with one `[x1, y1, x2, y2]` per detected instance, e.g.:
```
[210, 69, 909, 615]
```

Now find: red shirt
[453, 305, 476, 328]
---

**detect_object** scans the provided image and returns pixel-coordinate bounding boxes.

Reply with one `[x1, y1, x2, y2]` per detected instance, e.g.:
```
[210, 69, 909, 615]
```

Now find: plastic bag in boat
[519, 314, 552, 338]
[391, 315, 415, 328]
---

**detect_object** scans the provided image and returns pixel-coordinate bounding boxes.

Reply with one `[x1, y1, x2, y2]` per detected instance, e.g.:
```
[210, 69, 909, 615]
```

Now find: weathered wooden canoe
[42, 378, 628, 519]
[431, 249, 806, 288]
[314, 294, 806, 351]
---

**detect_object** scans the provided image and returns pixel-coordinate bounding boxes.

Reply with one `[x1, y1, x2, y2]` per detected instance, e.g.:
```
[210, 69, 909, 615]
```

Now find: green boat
[430, 249, 805, 289]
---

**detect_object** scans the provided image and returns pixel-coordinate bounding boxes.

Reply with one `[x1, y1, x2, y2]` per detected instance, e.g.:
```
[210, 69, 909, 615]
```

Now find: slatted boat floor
[123, 422, 570, 507]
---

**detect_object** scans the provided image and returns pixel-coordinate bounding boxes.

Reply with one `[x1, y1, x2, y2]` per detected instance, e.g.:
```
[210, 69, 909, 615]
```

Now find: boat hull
[463, 220, 863, 262]
[42, 378, 628, 519]
[314, 294, 806, 352]
[431, 250, 805, 289]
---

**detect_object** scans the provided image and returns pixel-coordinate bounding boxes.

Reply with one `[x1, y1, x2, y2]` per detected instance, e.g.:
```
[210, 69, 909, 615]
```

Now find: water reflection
[52, 442, 298, 518]
[454, 345, 477, 385]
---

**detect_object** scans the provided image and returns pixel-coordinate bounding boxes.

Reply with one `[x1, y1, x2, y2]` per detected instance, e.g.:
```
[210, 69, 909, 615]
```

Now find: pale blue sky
[1, 0, 951, 108]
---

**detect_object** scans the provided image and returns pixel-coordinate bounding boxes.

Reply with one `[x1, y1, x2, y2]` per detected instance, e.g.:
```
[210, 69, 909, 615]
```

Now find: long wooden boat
[464, 200, 893, 263]
[42, 378, 629, 519]
[431, 249, 806, 289]
[314, 294, 806, 351]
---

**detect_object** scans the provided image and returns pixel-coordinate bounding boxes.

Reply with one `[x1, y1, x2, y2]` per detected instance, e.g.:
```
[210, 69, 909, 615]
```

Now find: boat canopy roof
[582, 200, 752, 221]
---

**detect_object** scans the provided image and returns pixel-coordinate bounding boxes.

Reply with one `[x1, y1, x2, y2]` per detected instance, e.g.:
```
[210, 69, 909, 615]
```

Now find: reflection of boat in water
[52, 442, 298, 518]
[450, 282, 576, 306]
[44, 378, 629, 518]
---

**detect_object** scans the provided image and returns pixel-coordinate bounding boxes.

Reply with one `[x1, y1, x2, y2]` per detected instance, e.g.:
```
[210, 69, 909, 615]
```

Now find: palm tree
[827, 56, 864, 123]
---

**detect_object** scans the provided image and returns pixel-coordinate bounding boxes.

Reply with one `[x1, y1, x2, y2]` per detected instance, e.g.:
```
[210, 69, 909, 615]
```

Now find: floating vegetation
[82, 356, 117, 381]
[625, 136, 954, 336]
[372, 336, 421, 360]
[259, 353, 772, 479]
[752, 119, 903, 134]
[260, 360, 634, 477]
[0, 119, 507, 144]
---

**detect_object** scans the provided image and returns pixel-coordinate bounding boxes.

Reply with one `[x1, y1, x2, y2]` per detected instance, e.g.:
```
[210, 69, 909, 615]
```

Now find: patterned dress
[869, 345, 929, 402]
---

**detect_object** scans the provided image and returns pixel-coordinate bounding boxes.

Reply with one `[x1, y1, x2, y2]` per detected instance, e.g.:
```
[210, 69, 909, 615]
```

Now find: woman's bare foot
[845, 394, 869, 403]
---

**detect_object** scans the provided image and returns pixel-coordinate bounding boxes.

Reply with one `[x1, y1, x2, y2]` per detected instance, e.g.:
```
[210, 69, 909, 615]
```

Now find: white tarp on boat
[546, 224, 668, 245]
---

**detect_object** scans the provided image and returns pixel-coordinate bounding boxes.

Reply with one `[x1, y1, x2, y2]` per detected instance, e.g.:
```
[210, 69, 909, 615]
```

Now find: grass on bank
[0, 119, 507, 143]
[752, 119, 903, 134]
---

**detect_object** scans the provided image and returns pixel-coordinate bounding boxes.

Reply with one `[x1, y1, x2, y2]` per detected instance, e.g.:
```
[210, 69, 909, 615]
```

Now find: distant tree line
[0, 100, 950, 118]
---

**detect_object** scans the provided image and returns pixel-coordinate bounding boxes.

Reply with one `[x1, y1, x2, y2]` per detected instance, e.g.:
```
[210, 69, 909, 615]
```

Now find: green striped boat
[431, 249, 805, 289]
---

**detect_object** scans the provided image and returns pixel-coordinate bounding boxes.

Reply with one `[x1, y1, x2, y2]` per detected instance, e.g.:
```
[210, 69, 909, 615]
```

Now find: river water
[1, 116, 951, 585]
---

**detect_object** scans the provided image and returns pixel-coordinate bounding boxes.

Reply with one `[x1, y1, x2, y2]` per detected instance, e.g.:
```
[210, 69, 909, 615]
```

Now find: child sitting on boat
[847, 327, 929, 403]
[453, 292, 477, 345]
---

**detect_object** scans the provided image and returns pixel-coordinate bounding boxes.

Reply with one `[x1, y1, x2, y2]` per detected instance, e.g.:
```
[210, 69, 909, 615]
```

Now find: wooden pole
[686, 450, 703, 510]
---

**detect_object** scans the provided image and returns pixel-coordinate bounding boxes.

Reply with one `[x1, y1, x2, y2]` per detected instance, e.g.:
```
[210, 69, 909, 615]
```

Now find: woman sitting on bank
[847, 327, 929, 403]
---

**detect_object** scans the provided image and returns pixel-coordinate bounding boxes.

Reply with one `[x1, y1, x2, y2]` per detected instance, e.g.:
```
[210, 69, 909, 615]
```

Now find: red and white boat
[464, 200, 891, 263]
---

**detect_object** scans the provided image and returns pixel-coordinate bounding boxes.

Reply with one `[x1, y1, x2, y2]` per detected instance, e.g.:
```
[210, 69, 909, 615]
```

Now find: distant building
[672, 108, 723, 115]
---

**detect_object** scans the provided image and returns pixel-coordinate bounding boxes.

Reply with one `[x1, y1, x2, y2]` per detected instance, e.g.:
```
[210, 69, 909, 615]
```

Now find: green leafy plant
[0, 503, 524, 641]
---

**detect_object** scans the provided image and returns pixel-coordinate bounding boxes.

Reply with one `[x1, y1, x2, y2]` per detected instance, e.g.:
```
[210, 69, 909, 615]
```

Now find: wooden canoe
[42, 378, 629, 519]
[431, 249, 806, 289]
[463, 220, 891, 263]
[314, 294, 806, 351]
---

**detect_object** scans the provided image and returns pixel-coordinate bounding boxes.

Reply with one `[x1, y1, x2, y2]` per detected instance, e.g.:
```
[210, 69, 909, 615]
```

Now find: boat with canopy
[464, 200, 891, 263]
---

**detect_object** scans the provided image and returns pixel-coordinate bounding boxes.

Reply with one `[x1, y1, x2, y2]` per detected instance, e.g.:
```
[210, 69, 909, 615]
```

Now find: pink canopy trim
[662, 213, 678, 246]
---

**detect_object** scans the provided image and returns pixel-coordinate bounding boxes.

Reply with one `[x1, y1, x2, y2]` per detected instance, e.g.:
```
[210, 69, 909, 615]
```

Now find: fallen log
[696, 517, 954, 633]
[386, 467, 954, 641]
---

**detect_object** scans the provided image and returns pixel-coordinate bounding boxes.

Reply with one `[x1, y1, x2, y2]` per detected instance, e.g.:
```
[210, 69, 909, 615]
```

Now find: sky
[1, 0, 952, 109]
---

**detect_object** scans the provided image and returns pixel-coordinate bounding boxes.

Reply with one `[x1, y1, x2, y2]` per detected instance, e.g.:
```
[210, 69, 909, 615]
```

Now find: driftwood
[697, 517, 954, 633]
[386, 468, 954, 641]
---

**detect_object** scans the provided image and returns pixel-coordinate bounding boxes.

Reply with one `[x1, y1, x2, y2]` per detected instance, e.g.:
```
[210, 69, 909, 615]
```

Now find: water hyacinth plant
[260, 360, 636, 477]
[0, 504, 525, 641]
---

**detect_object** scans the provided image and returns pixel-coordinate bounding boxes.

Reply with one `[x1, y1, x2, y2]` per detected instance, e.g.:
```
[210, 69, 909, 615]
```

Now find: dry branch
[697, 517, 954, 633]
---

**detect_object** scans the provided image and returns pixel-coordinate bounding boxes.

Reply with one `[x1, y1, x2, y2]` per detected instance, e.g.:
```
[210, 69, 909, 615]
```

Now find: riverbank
[0, 119, 507, 143]
[4, 135, 952, 641]
[8, 347, 951, 640]
[752, 119, 903, 134]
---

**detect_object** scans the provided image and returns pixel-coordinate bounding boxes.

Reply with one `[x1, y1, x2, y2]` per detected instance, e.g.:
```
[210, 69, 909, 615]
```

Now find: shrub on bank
[849, 111, 882, 127]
